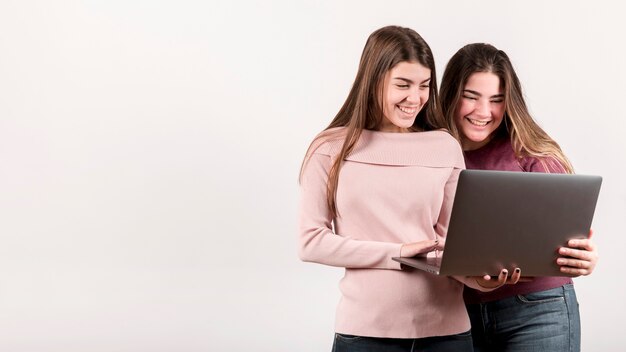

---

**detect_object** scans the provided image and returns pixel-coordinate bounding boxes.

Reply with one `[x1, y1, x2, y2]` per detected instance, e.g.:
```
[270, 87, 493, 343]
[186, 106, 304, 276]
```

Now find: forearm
[299, 226, 403, 269]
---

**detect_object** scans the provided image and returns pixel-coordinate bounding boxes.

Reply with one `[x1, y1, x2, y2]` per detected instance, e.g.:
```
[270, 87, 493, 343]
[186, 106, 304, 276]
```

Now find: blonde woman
[440, 43, 598, 352]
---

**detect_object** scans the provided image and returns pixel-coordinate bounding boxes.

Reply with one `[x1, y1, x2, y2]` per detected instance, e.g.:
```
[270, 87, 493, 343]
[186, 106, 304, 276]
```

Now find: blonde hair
[440, 43, 573, 173]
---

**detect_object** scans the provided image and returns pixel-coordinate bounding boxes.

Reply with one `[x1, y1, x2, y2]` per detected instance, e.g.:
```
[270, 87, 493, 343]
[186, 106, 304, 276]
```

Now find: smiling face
[455, 71, 506, 150]
[380, 61, 431, 132]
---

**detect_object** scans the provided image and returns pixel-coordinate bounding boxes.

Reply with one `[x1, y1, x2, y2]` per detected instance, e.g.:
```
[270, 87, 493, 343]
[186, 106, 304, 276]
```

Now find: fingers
[559, 266, 592, 276]
[509, 268, 521, 284]
[557, 257, 595, 276]
[479, 269, 509, 288]
[471, 268, 522, 292]
[484, 269, 509, 289]
[557, 256, 592, 268]
[473, 275, 498, 290]
[559, 247, 592, 261]
[558, 240, 598, 277]
[564, 238, 595, 251]
[497, 269, 509, 286]
[400, 240, 440, 257]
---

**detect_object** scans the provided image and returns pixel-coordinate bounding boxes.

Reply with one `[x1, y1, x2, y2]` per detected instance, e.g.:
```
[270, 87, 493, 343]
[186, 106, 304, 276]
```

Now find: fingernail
[515, 268, 520, 273]
[502, 269, 508, 275]
[557, 259, 565, 265]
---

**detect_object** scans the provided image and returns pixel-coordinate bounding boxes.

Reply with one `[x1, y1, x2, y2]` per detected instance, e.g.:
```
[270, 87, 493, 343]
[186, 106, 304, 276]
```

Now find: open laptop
[392, 169, 602, 277]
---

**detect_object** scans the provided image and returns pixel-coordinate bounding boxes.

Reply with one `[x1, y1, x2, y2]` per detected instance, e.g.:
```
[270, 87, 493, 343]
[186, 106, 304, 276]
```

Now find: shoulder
[349, 129, 464, 168]
[419, 129, 464, 161]
[430, 129, 462, 151]
[307, 127, 347, 157]
[300, 128, 346, 178]
[434, 130, 465, 168]
[520, 155, 567, 174]
[307, 128, 464, 168]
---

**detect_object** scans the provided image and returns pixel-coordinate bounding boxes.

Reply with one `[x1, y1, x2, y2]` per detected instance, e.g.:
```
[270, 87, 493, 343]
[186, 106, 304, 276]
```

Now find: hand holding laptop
[463, 268, 522, 291]
[398, 238, 523, 292]
[557, 229, 598, 276]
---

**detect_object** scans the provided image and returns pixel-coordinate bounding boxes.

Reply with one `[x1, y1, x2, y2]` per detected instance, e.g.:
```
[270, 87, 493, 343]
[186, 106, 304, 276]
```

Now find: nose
[406, 87, 425, 105]
[475, 99, 490, 118]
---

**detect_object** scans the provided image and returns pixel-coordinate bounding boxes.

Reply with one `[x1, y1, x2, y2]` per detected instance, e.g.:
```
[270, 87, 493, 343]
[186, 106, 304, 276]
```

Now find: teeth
[398, 106, 417, 114]
[467, 118, 489, 126]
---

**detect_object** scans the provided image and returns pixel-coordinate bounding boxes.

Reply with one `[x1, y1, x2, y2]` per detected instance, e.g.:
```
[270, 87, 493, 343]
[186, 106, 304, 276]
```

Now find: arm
[298, 153, 428, 269]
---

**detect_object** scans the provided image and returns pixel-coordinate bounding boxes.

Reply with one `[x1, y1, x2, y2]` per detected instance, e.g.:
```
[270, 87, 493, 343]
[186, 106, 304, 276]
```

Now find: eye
[462, 95, 477, 101]
[419, 84, 430, 89]
[396, 84, 409, 88]
[491, 99, 504, 103]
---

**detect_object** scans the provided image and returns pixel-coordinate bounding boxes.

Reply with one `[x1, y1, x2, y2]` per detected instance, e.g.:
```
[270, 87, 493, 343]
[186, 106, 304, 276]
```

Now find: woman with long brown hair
[298, 27, 515, 352]
[440, 43, 598, 352]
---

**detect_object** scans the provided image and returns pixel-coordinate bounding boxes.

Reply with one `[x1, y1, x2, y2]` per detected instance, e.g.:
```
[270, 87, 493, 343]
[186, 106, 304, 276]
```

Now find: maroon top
[463, 134, 573, 304]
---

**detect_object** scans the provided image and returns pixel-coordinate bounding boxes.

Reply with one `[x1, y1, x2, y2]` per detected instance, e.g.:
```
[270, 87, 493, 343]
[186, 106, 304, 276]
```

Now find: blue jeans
[331, 330, 473, 352]
[466, 284, 580, 352]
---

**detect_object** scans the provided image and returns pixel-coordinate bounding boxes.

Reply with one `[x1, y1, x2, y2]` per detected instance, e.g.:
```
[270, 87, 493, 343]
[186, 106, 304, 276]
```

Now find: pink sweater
[298, 128, 469, 338]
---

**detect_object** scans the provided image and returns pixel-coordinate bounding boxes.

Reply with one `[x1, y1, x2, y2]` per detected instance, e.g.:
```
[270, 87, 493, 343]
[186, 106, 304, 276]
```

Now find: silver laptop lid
[437, 169, 602, 276]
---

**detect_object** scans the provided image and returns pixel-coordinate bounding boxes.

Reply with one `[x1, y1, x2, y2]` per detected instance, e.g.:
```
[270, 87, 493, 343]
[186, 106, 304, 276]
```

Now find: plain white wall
[0, 0, 624, 351]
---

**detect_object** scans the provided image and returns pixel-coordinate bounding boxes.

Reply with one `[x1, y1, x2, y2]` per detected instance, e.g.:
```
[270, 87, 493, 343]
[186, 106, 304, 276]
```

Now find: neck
[461, 136, 492, 151]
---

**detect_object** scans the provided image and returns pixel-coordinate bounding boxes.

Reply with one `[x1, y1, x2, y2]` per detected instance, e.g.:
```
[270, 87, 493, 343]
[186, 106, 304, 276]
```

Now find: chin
[401, 119, 417, 128]
[466, 132, 490, 142]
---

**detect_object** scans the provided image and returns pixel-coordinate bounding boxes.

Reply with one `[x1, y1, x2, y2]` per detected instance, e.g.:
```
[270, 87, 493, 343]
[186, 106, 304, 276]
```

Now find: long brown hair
[300, 25, 445, 217]
[440, 43, 573, 173]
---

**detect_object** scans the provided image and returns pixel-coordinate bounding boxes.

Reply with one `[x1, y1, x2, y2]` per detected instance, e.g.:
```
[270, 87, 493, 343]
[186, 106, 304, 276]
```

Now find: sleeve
[433, 166, 463, 241]
[297, 152, 403, 270]
[524, 156, 566, 174]
[434, 136, 466, 240]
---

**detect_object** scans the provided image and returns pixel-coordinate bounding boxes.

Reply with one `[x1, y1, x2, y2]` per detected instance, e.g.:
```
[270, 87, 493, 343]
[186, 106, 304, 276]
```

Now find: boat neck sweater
[298, 128, 470, 338]
[463, 134, 573, 304]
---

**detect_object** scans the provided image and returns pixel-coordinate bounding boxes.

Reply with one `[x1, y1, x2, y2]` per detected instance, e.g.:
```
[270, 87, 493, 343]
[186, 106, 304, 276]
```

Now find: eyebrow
[394, 77, 431, 84]
[463, 89, 504, 99]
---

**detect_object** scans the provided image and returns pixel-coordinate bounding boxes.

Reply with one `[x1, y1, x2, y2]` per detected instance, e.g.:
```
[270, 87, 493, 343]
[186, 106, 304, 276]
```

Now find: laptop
[392, 169, 602, 277]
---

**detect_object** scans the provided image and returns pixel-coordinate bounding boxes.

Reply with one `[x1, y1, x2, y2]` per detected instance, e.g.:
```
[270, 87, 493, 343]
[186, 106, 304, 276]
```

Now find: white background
[0, 1, 624, 351]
